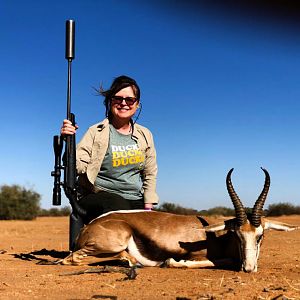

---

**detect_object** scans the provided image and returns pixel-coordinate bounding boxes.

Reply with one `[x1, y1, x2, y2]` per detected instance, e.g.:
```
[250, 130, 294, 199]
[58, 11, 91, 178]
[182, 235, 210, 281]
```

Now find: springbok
[62, 168, 299, 272]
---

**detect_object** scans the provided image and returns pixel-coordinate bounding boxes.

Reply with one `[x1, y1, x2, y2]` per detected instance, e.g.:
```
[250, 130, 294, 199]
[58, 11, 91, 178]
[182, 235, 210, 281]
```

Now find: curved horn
[251, 168, 270, 227]
[226, 168, 247, 226]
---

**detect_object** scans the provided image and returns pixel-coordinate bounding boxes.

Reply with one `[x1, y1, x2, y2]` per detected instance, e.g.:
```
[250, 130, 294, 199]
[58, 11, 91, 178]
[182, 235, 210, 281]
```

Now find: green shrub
[201, 206, 235, 217]
[156, 202, 300, 217]
[156, 202, 235, 216]
[156, 202, 198, 215]
[0, 185, 40, 220]
[38, 206, 71, 217]
[266, 202, 300, 216]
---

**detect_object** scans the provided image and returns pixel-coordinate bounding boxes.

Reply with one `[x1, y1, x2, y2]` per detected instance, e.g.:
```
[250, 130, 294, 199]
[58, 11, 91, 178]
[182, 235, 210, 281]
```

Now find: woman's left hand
[144, 203, 153, 211]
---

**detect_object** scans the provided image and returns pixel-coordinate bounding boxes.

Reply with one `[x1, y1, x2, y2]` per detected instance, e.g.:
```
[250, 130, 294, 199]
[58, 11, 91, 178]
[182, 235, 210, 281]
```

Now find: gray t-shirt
[94, 124, 145, 200]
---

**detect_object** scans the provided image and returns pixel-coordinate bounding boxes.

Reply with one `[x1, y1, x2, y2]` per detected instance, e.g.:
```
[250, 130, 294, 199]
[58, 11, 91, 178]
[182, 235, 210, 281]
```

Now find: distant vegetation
[156, 202, 300, 217]
[266, 202, 300, 216]
[38, 206, 71, 217]
[156, 202, 239, 216]
[0, 184, 70, 220]
[0, 185, 40, 220]
[0, 184, 299, 220]
[156, 202, 199, 215]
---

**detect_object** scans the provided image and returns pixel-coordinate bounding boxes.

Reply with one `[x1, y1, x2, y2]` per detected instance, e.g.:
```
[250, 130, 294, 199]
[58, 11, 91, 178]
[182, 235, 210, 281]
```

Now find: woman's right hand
[61, 119, 78, 135]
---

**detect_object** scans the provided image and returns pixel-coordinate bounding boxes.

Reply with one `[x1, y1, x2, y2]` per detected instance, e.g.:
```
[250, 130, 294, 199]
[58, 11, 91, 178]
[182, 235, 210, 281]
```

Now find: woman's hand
[144, 203, 153, 211]
[61, 119, 78, 135]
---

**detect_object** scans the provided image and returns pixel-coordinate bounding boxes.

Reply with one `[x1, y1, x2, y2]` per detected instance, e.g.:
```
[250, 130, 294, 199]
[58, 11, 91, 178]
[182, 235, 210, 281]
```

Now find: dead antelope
[63, 168, 299, 272]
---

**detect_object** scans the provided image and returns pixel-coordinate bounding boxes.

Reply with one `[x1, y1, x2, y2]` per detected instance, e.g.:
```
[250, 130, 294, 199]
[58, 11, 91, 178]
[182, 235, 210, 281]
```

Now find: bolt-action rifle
[51, 20, 86, 250]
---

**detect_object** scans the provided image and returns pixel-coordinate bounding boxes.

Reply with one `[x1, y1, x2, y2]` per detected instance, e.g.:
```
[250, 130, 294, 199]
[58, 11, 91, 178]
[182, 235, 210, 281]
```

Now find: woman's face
[110, 86, 139, 122]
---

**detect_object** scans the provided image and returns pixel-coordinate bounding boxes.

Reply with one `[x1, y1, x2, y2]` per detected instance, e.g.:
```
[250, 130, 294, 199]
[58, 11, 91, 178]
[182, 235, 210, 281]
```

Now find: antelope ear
[264, 219, 300, 231]
[205, 222, 225, 232]
[205, 219, 239, 232]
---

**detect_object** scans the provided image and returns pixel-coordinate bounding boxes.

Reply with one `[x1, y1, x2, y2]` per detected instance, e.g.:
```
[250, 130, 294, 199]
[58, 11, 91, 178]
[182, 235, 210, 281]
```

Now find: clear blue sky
[1, 0, 300, 210]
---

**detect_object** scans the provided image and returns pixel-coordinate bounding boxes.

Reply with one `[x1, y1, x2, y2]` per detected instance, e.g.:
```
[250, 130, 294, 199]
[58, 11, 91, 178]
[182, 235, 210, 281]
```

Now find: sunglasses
[111, 96, 138, 106]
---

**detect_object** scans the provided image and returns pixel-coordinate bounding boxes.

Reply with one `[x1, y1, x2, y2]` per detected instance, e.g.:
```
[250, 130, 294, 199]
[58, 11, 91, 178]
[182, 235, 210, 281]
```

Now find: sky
[0, 0, 300, 211]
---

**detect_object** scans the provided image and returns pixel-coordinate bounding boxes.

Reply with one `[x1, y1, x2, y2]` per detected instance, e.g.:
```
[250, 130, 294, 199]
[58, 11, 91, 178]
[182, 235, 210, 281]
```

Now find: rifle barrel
[65, 20, 75, 120]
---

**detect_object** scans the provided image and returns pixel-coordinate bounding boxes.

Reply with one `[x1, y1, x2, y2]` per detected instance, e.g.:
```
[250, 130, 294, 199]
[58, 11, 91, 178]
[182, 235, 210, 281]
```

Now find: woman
[61, 75, 159, 223]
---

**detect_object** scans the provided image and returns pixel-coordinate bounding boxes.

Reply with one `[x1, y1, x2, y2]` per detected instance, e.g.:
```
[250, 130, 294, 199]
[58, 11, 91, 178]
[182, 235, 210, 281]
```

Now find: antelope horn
[226, 168, 247, 226]
[251, 168, 270, 227]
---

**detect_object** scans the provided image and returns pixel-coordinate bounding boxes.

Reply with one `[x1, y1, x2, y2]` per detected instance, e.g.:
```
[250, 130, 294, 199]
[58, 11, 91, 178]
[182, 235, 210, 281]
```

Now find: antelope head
[206, 168, 270, 272]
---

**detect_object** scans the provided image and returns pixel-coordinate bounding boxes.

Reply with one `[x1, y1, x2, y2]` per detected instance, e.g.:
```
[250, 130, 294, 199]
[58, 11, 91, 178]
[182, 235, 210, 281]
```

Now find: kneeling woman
[61, 75, 159, 223]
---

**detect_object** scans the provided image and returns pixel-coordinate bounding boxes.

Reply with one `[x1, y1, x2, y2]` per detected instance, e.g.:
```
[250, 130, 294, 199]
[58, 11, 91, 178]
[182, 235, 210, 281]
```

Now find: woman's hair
[97, 75, 141, 119]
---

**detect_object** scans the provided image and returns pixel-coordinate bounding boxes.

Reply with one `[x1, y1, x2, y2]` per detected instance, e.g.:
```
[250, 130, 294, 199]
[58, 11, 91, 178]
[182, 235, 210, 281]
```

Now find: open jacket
[76, 118, 159, 204]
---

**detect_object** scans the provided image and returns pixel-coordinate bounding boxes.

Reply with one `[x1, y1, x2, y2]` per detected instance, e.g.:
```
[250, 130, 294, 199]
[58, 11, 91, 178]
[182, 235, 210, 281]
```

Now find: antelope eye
[256, 235, 263, 244]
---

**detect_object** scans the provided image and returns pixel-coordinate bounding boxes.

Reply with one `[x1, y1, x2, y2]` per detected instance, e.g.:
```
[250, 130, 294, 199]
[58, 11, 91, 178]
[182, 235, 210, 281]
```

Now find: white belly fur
[127, 236, 162, 267]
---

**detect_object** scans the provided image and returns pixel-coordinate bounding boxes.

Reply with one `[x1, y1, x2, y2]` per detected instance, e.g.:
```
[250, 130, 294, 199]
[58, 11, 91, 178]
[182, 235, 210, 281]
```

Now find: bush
[0, 185, 40, 220]
[156, 202, 235, 216]
[156, 202, 198, 215]
[200, 206, 235, 217]
[38, 206, 71, 217]
[266, 202, 300, 216]
[156, 202, 300, 217]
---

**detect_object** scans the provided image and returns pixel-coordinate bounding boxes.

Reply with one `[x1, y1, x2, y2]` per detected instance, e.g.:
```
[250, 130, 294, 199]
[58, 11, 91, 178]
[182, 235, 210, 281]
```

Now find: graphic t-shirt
[94, 124, 145, 200]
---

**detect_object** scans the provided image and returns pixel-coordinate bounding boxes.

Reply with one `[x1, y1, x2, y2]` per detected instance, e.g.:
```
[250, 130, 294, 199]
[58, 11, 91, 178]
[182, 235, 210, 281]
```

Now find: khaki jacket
[76, 118, 159, 204]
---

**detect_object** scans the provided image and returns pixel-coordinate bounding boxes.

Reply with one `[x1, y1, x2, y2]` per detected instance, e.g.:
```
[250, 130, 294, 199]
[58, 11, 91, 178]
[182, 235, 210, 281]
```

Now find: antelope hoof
[163, 258, 176, 268]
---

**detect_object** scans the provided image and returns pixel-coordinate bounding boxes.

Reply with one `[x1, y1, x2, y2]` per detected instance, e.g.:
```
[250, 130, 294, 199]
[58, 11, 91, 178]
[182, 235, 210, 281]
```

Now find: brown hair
[97, 75, 140, 119]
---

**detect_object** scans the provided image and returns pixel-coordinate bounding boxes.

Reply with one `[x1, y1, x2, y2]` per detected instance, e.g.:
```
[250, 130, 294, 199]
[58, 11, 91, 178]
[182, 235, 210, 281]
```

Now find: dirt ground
[0, 215, 299, 300]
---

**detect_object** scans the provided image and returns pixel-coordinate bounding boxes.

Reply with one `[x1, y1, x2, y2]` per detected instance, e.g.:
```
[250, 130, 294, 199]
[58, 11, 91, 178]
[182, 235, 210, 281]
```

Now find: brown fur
[62, 210, 299, 272]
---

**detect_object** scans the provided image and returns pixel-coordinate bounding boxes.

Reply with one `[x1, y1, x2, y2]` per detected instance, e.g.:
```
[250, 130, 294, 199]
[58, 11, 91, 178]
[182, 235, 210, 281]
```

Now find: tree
[0, 185, 40, 220]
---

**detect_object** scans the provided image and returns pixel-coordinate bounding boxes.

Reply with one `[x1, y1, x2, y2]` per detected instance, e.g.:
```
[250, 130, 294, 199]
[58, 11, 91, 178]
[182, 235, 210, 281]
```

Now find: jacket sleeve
[142, 130, 159, 205]
[76, 128, 94, 175]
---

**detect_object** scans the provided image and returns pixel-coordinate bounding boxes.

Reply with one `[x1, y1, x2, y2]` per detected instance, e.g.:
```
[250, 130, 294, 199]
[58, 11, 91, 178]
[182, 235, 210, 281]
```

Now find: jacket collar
[96, 118, 109, 131]
[95, 118, 140, 140]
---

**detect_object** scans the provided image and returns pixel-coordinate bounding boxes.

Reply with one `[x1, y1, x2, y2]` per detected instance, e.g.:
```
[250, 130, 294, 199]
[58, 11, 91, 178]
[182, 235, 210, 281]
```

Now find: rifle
[51, 20, 86, 250]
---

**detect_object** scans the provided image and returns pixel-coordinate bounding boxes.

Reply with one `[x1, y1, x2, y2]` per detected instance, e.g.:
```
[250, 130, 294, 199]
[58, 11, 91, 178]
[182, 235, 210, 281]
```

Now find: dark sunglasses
[111, 96, 138, 105]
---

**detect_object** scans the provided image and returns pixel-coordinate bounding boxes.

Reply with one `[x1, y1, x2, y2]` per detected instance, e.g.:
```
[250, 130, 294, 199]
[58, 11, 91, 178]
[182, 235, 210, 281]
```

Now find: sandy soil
[0, 215, 299, 300]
